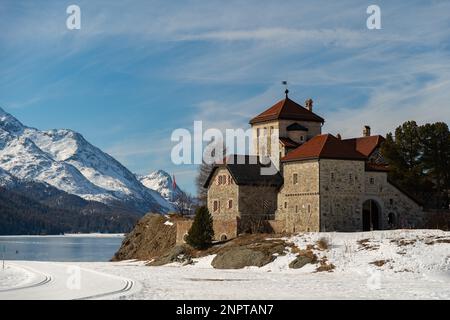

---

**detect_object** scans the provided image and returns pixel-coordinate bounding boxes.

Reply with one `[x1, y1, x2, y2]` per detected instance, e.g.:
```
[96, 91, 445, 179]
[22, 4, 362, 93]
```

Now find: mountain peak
[0, 107, 26, 134]
[137, 169, 184, 201]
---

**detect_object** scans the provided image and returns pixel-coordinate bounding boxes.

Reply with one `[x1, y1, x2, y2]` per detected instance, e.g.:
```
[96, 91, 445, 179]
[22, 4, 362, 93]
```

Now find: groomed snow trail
[0, 261, 140, 300]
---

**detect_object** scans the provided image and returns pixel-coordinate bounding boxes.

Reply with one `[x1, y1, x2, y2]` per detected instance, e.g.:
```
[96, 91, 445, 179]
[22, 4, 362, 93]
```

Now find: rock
[289, 255, 313, 269]
[112, 213, 189, 261]
[212, 242, 285, 269]
[148, 245, 193, 266]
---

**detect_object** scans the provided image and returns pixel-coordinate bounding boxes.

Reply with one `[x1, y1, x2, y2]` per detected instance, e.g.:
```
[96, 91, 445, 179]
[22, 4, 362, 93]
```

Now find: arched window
[220, 234, 228, 241]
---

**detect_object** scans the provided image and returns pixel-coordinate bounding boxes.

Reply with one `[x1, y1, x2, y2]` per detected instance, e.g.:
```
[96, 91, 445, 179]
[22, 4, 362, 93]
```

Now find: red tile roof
[343, 135, 385, 157]
[249, 97, 325, 124]
[281, 134, 367, 162]
[279, 137, 300, 148]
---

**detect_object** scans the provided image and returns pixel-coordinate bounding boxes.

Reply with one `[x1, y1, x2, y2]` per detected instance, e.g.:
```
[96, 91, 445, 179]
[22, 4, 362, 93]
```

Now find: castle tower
[249, 91, 325, 170]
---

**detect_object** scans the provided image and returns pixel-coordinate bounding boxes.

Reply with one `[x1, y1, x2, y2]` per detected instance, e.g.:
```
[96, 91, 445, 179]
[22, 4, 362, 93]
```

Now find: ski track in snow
[0, 261, 140, 300]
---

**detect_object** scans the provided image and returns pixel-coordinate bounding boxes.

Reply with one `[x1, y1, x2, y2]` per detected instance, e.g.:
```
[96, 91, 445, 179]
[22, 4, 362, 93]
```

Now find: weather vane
[282, 81, 289, 97]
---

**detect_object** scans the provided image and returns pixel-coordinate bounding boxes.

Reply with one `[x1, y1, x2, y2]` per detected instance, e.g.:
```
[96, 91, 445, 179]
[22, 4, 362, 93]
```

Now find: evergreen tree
[186, 206, 214, 249]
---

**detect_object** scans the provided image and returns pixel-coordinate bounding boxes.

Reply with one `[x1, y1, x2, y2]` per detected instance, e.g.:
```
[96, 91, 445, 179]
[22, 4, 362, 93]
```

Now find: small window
[228, 199, 233, 209]
[295, 205, 298, 213]
[300, 136, 304, 141]
[284, 201, 288, 209]
[331, 172, 335, 181]
[213, 201, 219, 212]
[220, 234, 228, 241]
[307, 204, 311, 213]
[370, 177, 375, 185]
[227, 176, 231, 184]
[293, 173, 298, 185]
[389, 199, 394, 206]
[218, 176, 222, 185]
[257, 128, 260, 137]
[349, 173, 353, 181]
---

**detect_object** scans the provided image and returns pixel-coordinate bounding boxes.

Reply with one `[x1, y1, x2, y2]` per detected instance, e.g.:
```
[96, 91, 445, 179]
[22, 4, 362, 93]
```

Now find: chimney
[363, 125, 371, 137]
[305, 99, 313, 112]
[336, 133, 342, 140]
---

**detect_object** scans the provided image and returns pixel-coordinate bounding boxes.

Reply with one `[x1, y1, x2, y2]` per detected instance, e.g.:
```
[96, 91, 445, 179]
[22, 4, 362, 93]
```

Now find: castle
[177, 92, 423, 242]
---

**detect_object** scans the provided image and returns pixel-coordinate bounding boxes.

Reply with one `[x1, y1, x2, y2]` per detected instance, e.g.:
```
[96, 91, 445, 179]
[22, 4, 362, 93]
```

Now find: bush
[186, 206, 214, 249]
[317, 237, 330, 250]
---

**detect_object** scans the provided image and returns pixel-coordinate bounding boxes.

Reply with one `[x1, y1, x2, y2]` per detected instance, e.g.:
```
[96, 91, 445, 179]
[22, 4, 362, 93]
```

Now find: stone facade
[251, 119, 322, 171]
[276, 160, 321, 232]
[275, 158, 423, 232]
[206, 167, 279, 235]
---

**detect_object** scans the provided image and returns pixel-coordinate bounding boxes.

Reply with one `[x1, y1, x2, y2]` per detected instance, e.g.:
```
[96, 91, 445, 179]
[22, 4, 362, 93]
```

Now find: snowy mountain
[137, 170, 184, 201]
[0, 107, 173, 214]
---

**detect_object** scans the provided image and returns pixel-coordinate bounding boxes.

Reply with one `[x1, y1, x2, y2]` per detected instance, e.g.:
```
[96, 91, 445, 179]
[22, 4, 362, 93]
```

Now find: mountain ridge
[0, 107, 175, 214]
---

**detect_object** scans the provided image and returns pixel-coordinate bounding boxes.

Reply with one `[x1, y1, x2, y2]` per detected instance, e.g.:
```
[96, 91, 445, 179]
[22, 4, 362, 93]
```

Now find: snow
[0, 261, 140, 300]
[164, 221, 174, 226]
[1, 230, 448, 299]
[0, 107, 173, 213]
[137, 170, 184, 202]
[0, 263, 33, 290]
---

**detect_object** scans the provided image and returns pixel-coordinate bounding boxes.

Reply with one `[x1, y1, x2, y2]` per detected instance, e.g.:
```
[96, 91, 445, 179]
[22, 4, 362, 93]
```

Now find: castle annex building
[177, 92, 423, 242]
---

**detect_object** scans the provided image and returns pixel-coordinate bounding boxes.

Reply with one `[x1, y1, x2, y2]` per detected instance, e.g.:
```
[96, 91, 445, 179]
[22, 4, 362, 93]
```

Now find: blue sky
[1, 0, 450, 194]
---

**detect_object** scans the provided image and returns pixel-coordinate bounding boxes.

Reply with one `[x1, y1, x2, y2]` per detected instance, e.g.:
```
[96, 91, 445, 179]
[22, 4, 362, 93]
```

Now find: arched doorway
[362, 199, 381, 231]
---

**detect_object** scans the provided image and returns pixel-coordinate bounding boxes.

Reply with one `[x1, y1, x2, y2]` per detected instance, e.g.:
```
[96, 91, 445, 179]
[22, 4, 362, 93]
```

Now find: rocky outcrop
[112, 213, 188, 261]
[148, 245, 193, 266]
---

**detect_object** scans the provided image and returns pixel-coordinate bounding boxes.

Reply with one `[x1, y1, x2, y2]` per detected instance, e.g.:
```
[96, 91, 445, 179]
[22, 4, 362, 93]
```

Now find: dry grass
[316, 237, 330, 250]
[357, 238, 379, 251]
[370, 259, 391, 267]
[391, 238, 417, 247]
[315, 257, 335, 272]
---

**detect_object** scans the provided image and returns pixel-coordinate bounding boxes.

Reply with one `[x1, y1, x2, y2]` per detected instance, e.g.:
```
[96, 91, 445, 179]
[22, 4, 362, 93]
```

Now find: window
[370, 177, 375, 185]
[307, 204, 311, 213]
[331, 172, 335, 181]
[213, 201, 219, 212]
[218, 176, 222, 185]
[349, 173, 353, 181]
[228, 199, 233, 209]
[295, 205, 298, 213]
[300, 136, 304, 141]
[389, 199, 394, 206]
[228, 176, 231, 184]
[284, 201, 288, 209]
[293, 173, 298, 185]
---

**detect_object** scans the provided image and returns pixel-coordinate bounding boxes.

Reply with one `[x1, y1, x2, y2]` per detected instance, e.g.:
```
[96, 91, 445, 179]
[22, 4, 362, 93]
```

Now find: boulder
[148, 245, 193, 266]
[212, 242, 285, 269]
[289, 255, 313, 269]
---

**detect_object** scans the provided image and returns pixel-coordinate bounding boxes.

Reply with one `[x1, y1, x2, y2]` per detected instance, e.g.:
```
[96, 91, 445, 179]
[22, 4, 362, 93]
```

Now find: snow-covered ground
[1, 230, 449, 300]
[0, 264, 33, 290]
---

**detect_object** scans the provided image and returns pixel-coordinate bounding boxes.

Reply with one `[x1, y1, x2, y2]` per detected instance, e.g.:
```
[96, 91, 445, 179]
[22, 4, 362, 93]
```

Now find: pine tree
[186, 206, 214, 249]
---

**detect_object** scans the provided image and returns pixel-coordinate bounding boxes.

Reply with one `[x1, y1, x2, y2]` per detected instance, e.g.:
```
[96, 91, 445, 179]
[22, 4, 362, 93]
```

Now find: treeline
[381, 121, 450, 210]
[0, 184, 139, 235]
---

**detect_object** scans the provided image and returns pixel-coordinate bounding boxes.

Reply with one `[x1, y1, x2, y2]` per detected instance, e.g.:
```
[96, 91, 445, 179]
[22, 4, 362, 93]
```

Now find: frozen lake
[0, 235, 124, 262]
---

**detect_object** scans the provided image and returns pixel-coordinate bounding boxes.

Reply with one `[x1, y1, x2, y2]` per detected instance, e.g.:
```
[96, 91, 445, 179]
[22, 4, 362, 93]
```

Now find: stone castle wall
[175, 218, 239, 244]
[275, 159, 423, 232]
[276, 160, 321, 232]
